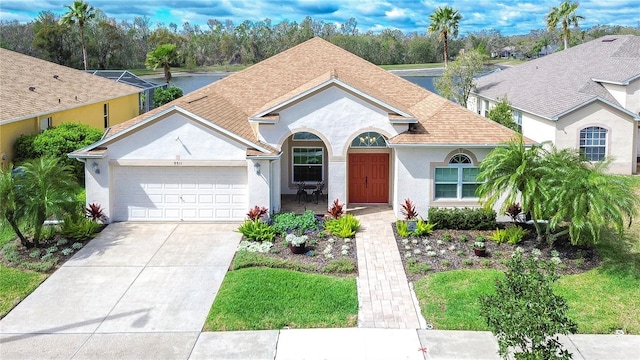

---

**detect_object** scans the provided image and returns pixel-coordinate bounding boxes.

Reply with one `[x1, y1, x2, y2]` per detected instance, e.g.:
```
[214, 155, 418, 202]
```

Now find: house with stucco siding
[468, 35, 640, 175]
[71, 37, 525, 222]
[0, 48, 141, 169]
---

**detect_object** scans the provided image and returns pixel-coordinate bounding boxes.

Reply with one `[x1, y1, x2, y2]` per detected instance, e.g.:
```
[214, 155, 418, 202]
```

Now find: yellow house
[0, 48, 141, 168]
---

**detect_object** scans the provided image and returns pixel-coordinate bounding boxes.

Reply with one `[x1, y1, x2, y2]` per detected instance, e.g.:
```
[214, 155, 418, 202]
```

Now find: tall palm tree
[17, 157, 79, 248]
[146, 44, 178, 83]
[427, 5, 462, 68]
[59, 0, 96, 70]
[546, 1, 584, 50]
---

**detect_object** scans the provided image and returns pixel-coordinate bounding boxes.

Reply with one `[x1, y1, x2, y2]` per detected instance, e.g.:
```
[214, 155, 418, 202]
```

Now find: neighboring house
[539, 44, 559, 57]
[468, 35, 640, 175]
[85, 70, 166, 112]
[71, 37, 524, 222]
[0, 48, 141, 168]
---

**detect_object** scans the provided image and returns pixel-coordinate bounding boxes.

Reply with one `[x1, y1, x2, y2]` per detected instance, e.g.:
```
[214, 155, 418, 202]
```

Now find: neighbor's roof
[103, 37, 524, 154]
[473, 35, 640, 120]
[0, 48, 141, 123]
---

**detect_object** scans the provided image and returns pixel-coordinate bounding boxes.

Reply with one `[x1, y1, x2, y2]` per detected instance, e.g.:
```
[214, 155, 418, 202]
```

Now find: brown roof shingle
[104, 37, 524, 151]
[0, 48, 140, 123]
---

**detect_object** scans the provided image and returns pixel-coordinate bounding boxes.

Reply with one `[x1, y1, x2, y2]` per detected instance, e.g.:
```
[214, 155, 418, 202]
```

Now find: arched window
[292, 132, 320, 141]
[579, 127, 607, 161]
[350, 132, 386, 147]
[434, 153, 481, 199]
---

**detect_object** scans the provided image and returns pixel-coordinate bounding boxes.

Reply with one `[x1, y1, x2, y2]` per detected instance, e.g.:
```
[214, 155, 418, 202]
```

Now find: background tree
[435, 49, 484, 107]
[487, 97, 520, 132]
[427, 5, 462, 67]
[480, 251, 577, 359]
[153, 86, 183, 106]
[146, 43, 178, 83]
[59, 0, 95, 70]
[17, 157, 80, 248]
[546, 0, 584, 50]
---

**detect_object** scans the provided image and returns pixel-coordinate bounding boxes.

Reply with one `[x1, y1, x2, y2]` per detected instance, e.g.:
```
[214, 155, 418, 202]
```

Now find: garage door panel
[113, 166, 247, 221]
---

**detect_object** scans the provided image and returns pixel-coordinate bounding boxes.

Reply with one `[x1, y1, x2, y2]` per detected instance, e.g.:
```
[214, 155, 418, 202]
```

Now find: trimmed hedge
[427, 207, 496, 230]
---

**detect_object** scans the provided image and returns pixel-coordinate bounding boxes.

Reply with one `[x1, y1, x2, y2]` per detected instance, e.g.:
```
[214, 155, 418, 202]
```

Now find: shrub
[414, 219, 435, 237]
[153, 86, 183, 106]
[60, 215, 100, 241]
[427, 207, 496, 230]
[13, 133, 39, 163]
[85, 203, 107, 223]
[322, 259, 356, 273]
[324, 214, 360, 238]
[272, 210, 319, 235]
[246, 206, 268, 221]
[237, 220, 276, 242]
[480, 252, 577, 360]
[327, 199, 344, 219]
[400, 198, 418, 220]
[505, 203, 522, 222]
[489, 228, 509, 244]
[396, 220, 411, 238]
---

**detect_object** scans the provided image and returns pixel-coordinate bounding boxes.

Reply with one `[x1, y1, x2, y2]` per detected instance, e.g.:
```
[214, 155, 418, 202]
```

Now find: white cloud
[385, 7, 406, 20]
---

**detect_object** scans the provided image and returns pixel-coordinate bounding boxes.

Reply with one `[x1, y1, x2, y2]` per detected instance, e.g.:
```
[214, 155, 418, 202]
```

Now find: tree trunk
[6, 215, 29, 248]
[81, 26, 88, 70]
[443, 31, 449, 68]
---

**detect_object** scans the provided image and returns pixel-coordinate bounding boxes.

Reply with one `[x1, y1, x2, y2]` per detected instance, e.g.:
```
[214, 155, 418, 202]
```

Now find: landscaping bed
[393, 223, 601, 281]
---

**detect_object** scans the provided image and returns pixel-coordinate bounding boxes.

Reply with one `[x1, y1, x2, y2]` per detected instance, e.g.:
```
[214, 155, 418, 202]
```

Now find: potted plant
[286, 233, 308, 254]
[473, 236, 486, 256]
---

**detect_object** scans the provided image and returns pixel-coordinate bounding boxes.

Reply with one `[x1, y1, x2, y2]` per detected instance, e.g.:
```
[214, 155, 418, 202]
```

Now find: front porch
[279, 194, 329, 214]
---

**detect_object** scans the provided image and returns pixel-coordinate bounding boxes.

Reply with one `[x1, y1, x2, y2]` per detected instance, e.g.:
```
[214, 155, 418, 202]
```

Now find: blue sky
[1, 0, 638, 36]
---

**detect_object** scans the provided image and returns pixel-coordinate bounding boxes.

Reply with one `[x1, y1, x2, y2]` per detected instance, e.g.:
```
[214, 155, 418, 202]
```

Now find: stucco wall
[556, 102, 636, 174]
[520, 111, 556, 144]
[393, 147, 492, 219]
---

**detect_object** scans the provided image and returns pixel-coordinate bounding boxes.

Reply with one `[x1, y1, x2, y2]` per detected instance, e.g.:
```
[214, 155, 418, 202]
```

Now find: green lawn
[0, 266, 47, 318]
[413, 222, 640, 334]
[204, 267, 358, 331]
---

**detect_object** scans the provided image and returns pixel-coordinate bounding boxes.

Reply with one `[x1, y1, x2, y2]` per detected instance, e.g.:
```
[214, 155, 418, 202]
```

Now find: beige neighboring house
[0, 48, 141, 168]
[71, 37, 526, 222]
[468, 35, 640, 175]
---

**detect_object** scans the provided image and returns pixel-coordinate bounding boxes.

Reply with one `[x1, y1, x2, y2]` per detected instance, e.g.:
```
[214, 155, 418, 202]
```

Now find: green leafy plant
[396, 220, 411, 238]
[400, 198, 418, 220]
[322, 259, 356, 274]
[324, 214, 360, 238]
[60, 214, 100, 241]
[237, 220, 276, 242]
[272, 210, 319, 235]
[489, 228, 509, 244]
[406, 258, 431, 274]
[442, 232, 453, 242]
[480, 252, 577, 360]
[414, 219, 435, 236]
[459, 234, 468, 242]
[506, 226, 528, 245]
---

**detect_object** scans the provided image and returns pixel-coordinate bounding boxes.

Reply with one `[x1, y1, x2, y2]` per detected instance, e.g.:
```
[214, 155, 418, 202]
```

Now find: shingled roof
[104, 37, 523, 153]
[0, 48, 140, 123]
[473, 35, 640, 120]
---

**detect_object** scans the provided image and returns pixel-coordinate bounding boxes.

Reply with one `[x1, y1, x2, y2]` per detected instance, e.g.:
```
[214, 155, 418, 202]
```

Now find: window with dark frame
[292, 147, 323, 183]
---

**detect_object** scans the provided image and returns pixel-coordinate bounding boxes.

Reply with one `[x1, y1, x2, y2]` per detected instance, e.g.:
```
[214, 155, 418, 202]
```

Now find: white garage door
[113, 166, 247, 221]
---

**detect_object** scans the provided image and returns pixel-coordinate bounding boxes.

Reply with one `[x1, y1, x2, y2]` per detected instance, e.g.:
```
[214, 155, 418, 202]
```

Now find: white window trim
[292, 132, 321, 141]
[579, 126, 607, 162]
[291, 146, 324, 183]
[434, 154, 481, 200]
[103, 103, 109, 128]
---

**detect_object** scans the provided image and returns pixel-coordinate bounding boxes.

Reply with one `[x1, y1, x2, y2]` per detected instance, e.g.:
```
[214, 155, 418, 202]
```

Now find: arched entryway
[348, 131, 390, 203]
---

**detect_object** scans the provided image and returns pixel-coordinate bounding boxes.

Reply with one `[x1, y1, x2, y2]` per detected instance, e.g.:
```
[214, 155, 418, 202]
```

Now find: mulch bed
[392, 223, 601, 281]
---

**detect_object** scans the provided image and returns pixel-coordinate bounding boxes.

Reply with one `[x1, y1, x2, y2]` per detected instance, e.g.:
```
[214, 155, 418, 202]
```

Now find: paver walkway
[353, 205, 422, 329]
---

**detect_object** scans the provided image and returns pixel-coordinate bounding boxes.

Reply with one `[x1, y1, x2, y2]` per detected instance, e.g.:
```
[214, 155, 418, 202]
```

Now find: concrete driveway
[0, 222, 242, 359]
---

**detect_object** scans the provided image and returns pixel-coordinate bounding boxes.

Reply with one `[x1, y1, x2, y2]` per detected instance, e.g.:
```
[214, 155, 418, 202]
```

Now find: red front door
[348, 153, 389, 203]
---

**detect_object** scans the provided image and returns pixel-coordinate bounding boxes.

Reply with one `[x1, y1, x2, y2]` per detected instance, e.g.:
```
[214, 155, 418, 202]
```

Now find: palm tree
[0, 164, 28, 246]
[476, 135, 550, 241]
[17, 157, 80, 248]
[146, 44, 178, 83]
[546, 1, 584, 50]
[427, 5, 462, 68]
[59, 0, 96, 70]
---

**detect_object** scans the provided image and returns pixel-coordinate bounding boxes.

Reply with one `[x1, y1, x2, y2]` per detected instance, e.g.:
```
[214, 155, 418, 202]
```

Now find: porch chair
[312, 182, 325, 204]
[296, 182, 308, 204]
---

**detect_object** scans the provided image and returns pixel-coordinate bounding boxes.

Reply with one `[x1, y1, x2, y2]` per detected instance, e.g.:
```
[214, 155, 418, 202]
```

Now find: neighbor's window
[434, 154, 481, 199]
[103, 103, 109, 128]
[351, 131, 386, 147]
[579, 126, 607, 161]
[39, 117, 52, 132]
[292, 147, 323, 182]
[512, 110, 522, 132]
